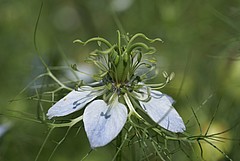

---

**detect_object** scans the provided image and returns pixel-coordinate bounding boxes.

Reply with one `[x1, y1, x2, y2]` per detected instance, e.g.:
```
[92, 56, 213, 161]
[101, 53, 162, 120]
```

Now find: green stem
[116, 131, 122, 161]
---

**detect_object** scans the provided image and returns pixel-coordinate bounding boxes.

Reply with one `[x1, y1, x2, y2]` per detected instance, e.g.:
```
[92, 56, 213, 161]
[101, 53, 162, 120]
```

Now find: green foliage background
[0, 0, 240, 161]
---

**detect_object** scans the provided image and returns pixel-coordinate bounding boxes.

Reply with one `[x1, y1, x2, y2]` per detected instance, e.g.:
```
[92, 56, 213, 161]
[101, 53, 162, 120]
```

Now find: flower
[47, 31, 186, 148]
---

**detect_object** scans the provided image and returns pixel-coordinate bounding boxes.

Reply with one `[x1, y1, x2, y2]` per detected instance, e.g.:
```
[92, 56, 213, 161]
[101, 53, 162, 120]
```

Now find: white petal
[83, 99, 128, 148]
[47, 88, 96, 119]
[139, 90, 186, 133]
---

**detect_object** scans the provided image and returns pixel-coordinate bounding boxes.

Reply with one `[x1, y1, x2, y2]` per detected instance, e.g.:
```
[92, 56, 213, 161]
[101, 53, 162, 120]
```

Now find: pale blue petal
[0, 123, 11, 138]
[47, 88, 96, 119]
[140, 90, 186, 133]
[83, 99, 128, 148]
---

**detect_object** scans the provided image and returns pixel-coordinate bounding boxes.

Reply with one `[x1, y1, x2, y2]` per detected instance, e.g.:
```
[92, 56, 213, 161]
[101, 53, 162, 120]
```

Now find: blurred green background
[1, 0, 240, 161]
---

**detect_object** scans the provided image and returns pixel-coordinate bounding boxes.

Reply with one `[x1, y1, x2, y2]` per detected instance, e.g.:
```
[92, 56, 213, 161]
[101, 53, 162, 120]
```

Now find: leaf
[139, 90, 186, 133]
[83, 99, 128, 148]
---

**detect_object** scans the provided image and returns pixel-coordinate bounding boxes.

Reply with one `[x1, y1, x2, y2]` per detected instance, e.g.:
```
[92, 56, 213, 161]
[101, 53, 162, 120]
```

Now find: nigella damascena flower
[47, 31, 186, 148]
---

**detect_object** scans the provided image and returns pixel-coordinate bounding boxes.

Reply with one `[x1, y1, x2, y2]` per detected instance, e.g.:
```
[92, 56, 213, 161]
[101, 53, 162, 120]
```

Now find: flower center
[73, 31, 162, 94]
[102, 73, 142, 97]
